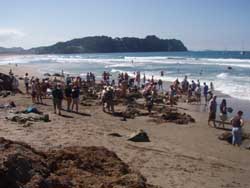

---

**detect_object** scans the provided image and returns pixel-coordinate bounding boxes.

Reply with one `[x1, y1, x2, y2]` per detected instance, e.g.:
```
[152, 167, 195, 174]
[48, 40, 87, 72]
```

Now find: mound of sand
[0, 137, 158, 188]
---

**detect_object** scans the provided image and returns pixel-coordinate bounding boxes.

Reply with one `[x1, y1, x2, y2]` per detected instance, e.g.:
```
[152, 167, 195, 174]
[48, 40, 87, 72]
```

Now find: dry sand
[0, 64, 250, 188]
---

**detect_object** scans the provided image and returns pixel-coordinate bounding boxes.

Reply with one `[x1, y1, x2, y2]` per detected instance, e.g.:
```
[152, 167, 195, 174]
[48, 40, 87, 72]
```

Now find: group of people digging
[18, 70, 246, 147]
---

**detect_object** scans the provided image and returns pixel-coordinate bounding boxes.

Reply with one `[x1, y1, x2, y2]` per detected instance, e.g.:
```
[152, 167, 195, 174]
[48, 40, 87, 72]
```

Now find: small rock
[108, 133, 122, 137]
[128, 130, 150, 142]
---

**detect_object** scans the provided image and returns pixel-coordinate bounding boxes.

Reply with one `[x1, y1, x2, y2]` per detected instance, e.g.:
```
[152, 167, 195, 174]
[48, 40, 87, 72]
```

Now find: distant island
[0, 35, 187, 54]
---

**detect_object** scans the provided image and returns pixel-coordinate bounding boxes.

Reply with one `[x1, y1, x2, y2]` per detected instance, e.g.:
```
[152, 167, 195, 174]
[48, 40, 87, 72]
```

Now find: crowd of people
[16, 69, 246, 147]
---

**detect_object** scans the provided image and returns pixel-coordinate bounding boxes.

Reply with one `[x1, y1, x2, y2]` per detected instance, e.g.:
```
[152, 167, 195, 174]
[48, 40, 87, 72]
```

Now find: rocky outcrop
[0, 137, 158, 188]
[0, 73, 13, 91]
[29, 35, 188, 54]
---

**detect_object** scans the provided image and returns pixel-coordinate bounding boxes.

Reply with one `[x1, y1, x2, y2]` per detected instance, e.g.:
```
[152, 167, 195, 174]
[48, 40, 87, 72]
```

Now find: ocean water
[1, 51, 250, 101]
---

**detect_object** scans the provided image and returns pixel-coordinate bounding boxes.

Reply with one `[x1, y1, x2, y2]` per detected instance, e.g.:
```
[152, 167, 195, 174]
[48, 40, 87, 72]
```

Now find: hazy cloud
[0, 29, 25, 42]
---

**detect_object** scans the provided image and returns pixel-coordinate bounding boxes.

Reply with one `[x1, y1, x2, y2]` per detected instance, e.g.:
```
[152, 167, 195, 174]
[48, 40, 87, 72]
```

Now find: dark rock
[128, 130, 150, 142]
[108, 133, 122, 137]
[0, 73, 13, 91]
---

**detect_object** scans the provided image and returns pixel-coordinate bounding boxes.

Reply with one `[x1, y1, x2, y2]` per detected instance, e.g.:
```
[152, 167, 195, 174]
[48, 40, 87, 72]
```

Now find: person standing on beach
[210, 82, 214, 91]
[52, 83, 63, 115]
[31, 80, 37, 103]
[106, 87, 115, 114]
[24, 73, 29, 94]
[203, 82, 209, 104]
[72, 85, 80, 113]
[35, 79, 43, 104]
[65, 83, 72, 112]
[208, 96, 217, 127]
[158, 79, 163, 91]
[195, 85, 201, 104]
[143, 73, 146, 84]
[219, 99, 227, 128]
[231, 111, 244, 146]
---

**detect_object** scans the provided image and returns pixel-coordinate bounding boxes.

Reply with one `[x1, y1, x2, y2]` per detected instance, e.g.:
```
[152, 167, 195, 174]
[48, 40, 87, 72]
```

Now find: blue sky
[0, 0, 249, 50]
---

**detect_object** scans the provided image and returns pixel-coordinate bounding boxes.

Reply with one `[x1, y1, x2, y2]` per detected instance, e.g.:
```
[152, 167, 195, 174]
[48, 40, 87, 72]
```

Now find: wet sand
[0, 64, 250, 188]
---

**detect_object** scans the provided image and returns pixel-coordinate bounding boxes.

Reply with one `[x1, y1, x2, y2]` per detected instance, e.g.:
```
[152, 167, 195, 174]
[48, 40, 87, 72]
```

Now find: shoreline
[1, 62, 249, 120]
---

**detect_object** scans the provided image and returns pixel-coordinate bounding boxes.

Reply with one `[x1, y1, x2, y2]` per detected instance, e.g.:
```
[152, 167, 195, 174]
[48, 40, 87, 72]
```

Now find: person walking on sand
[208, 95, 217, 127]
[52, 83, 63, 115]
[72, 85, 80, 113]
[24, 73, 29, 94]
[65, 83, 72, 112]
[231, 111, 244, 146]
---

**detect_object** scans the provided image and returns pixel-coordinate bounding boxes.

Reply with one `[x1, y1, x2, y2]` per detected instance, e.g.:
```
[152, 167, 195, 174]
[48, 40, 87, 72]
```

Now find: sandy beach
[0, 63, 250, 188]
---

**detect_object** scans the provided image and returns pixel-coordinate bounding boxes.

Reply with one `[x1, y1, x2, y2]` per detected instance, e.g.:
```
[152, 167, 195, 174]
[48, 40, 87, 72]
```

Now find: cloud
[0, 29, 25, 42]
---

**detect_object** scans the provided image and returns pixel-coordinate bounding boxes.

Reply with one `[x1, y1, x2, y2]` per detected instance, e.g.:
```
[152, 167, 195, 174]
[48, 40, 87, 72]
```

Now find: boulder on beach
[0, 137, 158, 188]
[0, 73, 13, 91]
[128, 130, 150, 142]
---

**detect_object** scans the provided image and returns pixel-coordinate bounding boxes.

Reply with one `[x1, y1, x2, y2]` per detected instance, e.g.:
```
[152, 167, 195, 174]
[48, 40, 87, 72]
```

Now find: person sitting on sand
[208, 96, 217, 127]
[65, 83, 72, 112]
[231, 110, 244, 146]
[72, 85, 80, 113]
[52, 83, 64, 115]
[24, 73, 29, 94]
[219, 99, 227, 128]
